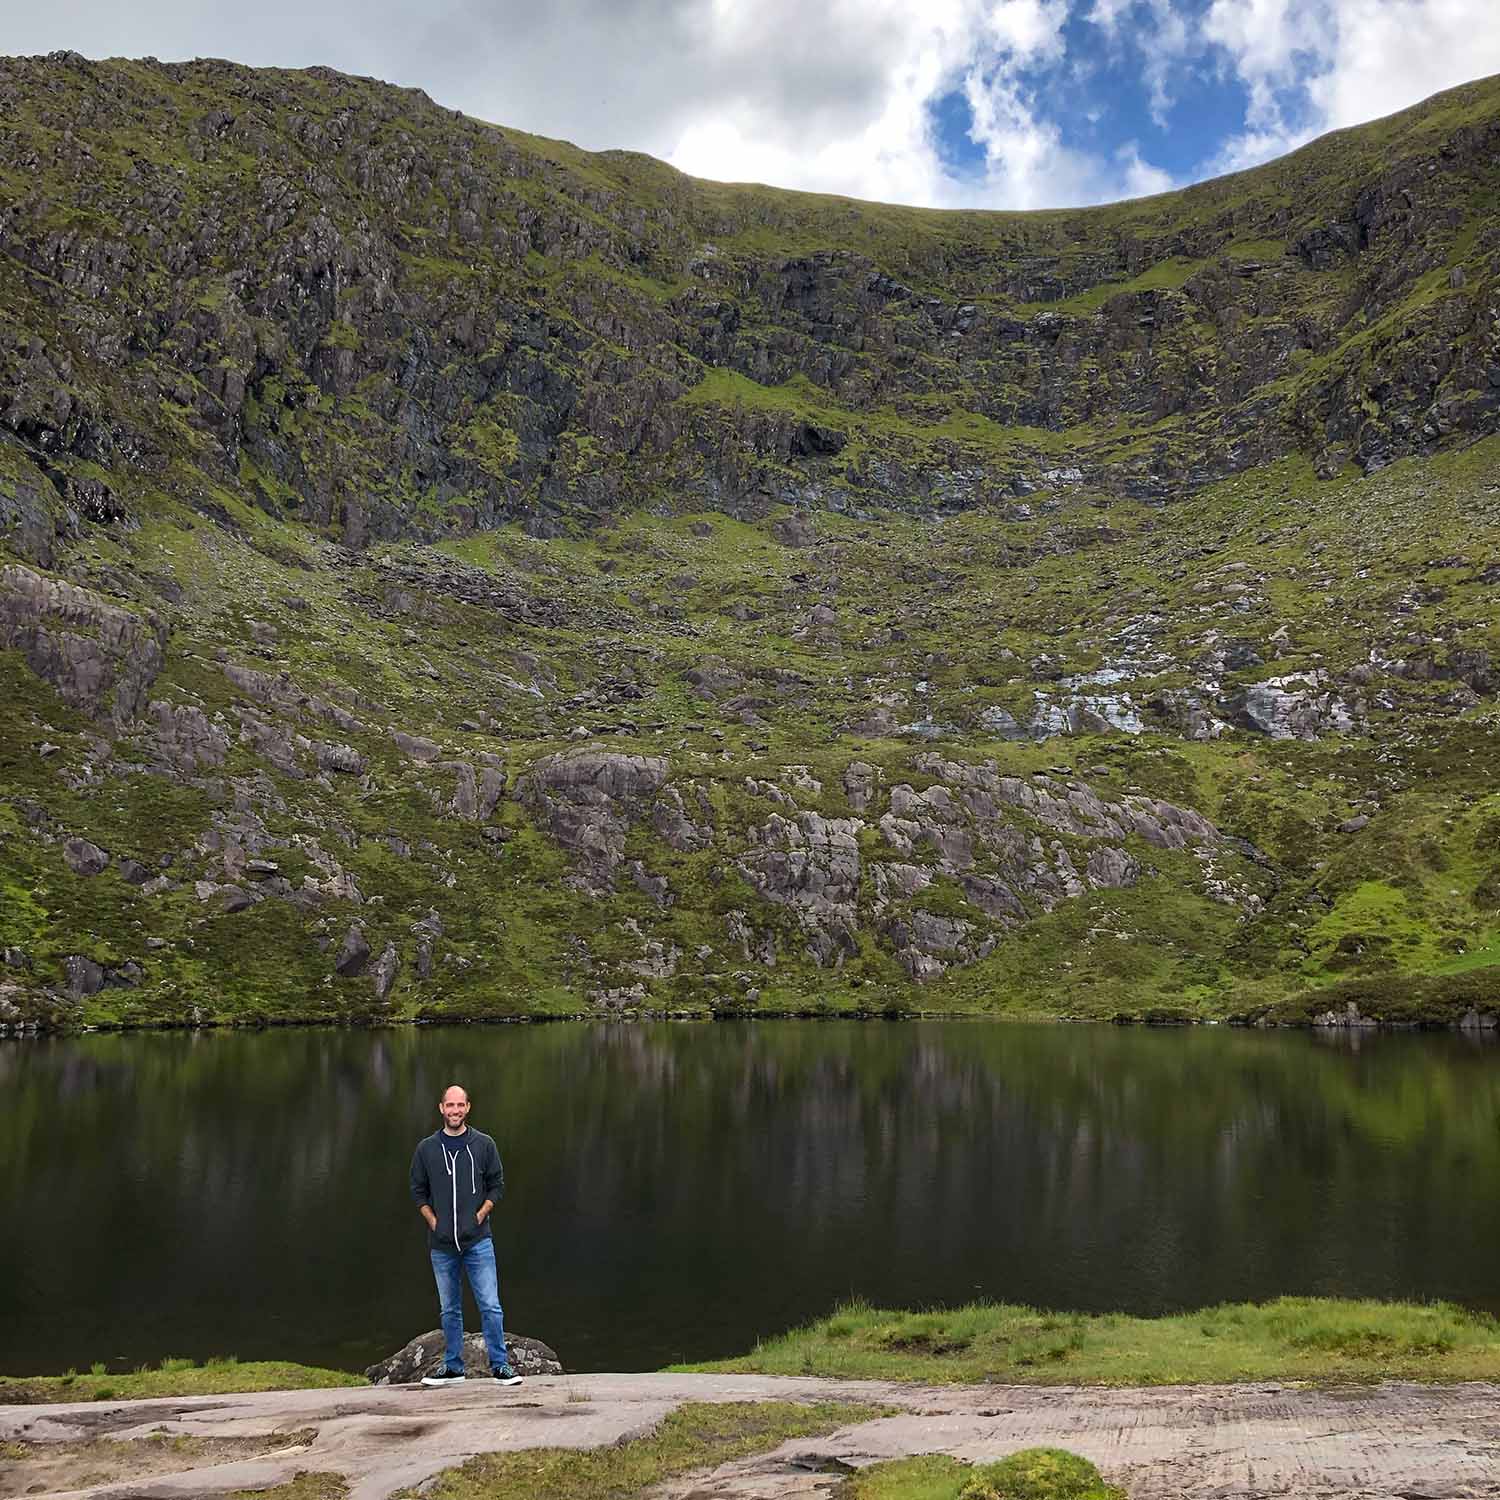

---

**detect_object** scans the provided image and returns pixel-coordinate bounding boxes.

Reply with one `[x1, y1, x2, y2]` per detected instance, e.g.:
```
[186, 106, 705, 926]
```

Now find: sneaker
[492, 1365, 523, 1386]
[421, 1366, 466, 1386]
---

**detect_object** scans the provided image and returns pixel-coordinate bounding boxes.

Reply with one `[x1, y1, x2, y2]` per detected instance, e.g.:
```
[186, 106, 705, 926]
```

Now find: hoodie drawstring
[441, 1140, 480, 1245]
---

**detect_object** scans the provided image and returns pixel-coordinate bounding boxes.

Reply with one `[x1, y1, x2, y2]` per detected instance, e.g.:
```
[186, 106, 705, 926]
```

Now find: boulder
[335, 924, 371, 977]
[64, 955, 105, 998]
[316, 741, 365, 775]
[364, 1329, 563, 1385]
[770, 513, 816, 548]
[392, 729, 442, 762]
[371, 942, 400, 1001]
[842, 761, 880, 813]
[63, 837, 110, 876]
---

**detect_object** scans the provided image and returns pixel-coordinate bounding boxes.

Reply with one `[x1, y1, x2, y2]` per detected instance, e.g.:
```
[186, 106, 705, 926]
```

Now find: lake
[3, 1021, 1498, 1377]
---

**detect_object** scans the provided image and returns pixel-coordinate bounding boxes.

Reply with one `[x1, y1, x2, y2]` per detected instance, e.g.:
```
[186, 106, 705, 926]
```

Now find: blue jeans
[430, 1237, 509, 1371]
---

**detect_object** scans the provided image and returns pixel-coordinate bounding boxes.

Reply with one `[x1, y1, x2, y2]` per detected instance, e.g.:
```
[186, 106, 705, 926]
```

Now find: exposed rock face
[147, 701, 231, 770]
[739, 812, 864, 966]
[432, 760, 505, 822]
[0, 55, 1495, 1028]
[515, 749, 670, 891]
[371, 942, 400, 1001]
[0, 56, 1493, 551]
[364, 1329, 563, 1383]
[1225, 676, 1364, 740]
[0, 565, 164, 726]
[335, 924, 371, 977]
[393, 729, 442, 762]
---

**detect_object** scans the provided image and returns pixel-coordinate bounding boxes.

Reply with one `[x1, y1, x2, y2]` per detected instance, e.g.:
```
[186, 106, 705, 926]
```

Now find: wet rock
[365, 1329, 563, 1384]
[1226, 676, 1363, 740]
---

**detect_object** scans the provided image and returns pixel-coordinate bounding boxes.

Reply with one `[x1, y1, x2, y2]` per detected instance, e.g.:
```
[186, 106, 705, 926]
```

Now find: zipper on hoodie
[440, 1135, 482, 1247]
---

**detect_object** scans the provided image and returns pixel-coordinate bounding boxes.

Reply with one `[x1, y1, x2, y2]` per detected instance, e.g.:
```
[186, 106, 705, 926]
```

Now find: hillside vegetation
[1, 53, 1498, 1029]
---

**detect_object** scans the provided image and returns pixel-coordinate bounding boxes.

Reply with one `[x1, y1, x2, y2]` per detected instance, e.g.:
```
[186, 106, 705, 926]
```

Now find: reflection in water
[1, 1022, 1497, 1375]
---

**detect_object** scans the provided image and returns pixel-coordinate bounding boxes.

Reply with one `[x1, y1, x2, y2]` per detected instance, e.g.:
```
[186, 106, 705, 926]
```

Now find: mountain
[1, 51, 1498, 1031]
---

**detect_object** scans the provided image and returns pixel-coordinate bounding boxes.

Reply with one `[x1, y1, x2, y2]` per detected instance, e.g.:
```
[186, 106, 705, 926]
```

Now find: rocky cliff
[1, 53, 1498, 1029]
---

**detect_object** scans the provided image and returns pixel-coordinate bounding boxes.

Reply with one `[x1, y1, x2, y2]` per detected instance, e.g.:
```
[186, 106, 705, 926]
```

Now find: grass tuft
[685, 1296, 1500, 1386]
[399, 1400, 883, 1500]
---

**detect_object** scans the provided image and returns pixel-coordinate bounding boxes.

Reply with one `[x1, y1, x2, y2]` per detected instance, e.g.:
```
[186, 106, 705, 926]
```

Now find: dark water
[3, 1021, 1499, 1377]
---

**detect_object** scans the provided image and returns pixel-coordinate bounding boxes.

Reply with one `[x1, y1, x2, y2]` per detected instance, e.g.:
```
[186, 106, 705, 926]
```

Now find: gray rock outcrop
[364, 1329, 563, 1384]
[516, 748, 670, 891]
[0, 564, 164, 726]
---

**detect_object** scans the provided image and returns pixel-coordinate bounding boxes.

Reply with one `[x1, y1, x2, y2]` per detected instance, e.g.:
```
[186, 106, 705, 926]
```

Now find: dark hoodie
[410, 1127, 506, 1254]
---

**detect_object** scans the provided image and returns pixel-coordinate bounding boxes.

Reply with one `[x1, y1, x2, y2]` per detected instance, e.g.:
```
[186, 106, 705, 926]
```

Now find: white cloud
[1201, 0, 1500, 174]
[9, 0, 1495, 210]
[1310, 0, 1500, 129]
[655, 0, 1177, 209]
[6, 0, 1174, 209]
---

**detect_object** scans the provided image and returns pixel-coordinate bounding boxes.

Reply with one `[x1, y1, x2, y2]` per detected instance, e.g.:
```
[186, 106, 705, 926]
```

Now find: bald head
[439, 1085, 471, 1132]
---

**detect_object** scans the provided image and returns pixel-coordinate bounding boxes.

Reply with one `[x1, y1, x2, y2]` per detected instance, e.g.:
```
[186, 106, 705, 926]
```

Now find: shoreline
[3, 1003, 1498, 1041]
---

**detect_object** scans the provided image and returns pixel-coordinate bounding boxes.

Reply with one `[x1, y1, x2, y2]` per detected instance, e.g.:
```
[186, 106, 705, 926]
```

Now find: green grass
[683, 1297, 1500, 1386]
[2, 54, 1500, 1030]
[0, 1356, 364, 1404]
[227, 1478, 347, 1500]
[396, 1400, 883, 1500]
[839, 1450, 1124, 1500]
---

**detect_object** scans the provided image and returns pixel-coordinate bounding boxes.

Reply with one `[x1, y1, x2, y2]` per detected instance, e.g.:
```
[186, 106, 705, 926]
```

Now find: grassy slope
[1, 434, 1498, 1026]
[0, 64, 1498, 1027]
[0, 1356, 363, 1405]
[685, 1296, 1500, 1386]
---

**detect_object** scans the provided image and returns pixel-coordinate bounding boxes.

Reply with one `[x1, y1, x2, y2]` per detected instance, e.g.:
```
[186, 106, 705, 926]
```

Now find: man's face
[440, 1089, 470, 1130]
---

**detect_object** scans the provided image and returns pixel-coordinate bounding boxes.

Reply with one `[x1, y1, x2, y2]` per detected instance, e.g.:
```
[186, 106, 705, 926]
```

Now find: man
[409, 1083, 522, 1386]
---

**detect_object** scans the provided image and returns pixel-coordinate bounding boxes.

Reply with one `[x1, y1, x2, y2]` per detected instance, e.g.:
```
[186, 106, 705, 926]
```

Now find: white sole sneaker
[421, 1372, 466, 1386]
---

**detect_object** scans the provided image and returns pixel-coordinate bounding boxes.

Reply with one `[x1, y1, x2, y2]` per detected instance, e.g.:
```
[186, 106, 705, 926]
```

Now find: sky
[5, 0, 1500, 209]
